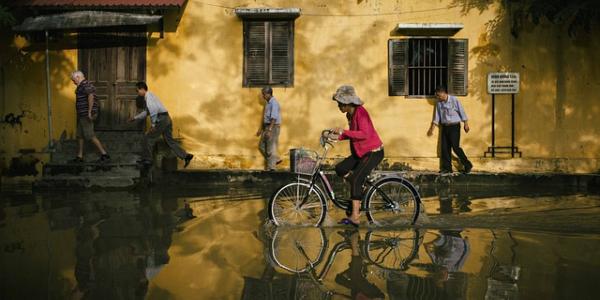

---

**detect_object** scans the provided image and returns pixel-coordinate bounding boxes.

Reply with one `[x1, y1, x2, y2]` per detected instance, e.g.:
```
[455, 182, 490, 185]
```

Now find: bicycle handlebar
[320, 129, 339, 148]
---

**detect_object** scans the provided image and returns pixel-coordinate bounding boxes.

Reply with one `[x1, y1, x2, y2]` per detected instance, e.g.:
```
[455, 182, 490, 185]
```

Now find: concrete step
[35, 165, 140, 190]
[34, 174, 140, 190]
[50, 153, 141, 164]
[43, 162, 139, 176]
[155, 170, 600, 193]
[53, 142, 143, 154]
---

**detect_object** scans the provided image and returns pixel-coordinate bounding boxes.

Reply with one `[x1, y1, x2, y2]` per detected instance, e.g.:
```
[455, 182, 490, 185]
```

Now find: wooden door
[78, 33, 146, 130]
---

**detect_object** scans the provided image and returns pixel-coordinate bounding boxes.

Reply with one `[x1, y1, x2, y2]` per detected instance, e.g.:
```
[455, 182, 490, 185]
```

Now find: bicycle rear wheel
[268, 182, 327, 226]
[365, 177, 420, 226]
[363, 229, 422, 272]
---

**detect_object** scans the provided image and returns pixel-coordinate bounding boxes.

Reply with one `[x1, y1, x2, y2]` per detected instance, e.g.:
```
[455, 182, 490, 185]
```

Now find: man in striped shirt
[71, 71, 110, 163]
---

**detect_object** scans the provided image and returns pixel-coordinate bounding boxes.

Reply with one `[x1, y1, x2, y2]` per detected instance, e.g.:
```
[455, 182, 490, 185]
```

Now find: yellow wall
[0, 32, 76, 173]
[2, 0, 599, 173]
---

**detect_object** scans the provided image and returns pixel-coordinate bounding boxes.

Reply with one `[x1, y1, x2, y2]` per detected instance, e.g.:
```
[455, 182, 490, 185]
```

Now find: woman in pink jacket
[332, 85, 384, 227]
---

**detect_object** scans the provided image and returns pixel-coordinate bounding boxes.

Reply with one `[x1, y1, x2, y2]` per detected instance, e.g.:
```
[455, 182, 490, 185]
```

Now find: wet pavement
[1, 186, 599, 299]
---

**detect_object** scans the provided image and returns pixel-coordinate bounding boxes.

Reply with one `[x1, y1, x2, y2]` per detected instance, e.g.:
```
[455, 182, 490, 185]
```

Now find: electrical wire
[194, 0, 496, 17]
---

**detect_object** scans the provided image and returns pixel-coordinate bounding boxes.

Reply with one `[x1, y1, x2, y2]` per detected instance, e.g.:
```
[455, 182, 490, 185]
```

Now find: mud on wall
[1, 0, 599, 173]
[0, 30, 76, 174]
[145, 0, 599, 171]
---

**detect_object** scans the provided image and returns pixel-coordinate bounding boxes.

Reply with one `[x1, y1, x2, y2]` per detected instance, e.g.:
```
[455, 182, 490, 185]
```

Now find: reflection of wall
[2, 0, 599, 173]
[0, 191, 178, 299]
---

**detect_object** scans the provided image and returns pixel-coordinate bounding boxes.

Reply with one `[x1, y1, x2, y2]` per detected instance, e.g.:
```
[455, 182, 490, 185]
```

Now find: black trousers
[440, 124, 471, 172]
[335, 149, 384, 199]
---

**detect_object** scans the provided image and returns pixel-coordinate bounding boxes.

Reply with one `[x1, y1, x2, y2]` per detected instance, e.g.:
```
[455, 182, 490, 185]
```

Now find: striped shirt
[75, 80, 99, 117]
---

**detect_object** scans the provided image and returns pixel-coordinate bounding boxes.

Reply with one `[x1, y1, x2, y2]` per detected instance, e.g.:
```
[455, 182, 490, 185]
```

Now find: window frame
[388, 37, 468, 98]
[242, 19, 295, 87]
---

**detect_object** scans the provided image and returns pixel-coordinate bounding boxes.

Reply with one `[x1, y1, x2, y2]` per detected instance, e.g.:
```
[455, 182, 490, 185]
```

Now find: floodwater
[1, 186, 599, 299]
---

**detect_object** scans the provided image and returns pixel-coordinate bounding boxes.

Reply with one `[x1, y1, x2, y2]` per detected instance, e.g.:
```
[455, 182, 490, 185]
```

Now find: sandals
[338, 218, 360, 228]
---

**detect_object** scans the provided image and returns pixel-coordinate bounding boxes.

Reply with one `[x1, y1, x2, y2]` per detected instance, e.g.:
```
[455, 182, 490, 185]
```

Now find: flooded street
[1, 187, 599, 299]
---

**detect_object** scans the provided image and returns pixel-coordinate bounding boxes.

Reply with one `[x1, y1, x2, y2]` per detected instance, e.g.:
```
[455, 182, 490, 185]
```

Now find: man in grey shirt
[427, 86, 473, 173]
[256, 87, 281, 171]
[128, 82, 193, 168]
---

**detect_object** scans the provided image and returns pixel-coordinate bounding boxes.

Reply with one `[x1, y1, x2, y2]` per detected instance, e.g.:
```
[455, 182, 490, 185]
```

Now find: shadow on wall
[0, 29, 76, 172]
[452, 0, 600, 160]
[148, 3, 258, 155]
[285, 12, 411, 156]
[150, 3, 415, 163]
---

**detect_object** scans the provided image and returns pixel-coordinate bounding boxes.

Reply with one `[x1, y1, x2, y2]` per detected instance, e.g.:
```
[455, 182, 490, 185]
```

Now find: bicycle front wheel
[269, 227, 327, 273]
[363, 229, 422, 272]
[365, 177, 420, 226]
[268, 182, 327, 226]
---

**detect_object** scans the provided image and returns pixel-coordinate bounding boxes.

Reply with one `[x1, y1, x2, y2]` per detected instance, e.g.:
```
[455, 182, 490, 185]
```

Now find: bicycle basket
[290, 148, 319, 175]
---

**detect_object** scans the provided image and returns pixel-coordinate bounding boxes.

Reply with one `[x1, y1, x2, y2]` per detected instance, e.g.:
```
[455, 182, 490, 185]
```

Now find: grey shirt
[134, 91, 168, 127]
[432, 95, 468, 125]
[263, 97, 281, 125]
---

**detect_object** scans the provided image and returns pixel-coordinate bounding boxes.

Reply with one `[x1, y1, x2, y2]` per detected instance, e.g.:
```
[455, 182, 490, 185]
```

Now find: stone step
[90, 131, 144, 141]
[43, 162, 140, 176]
[54, 142, 143, 153]
[34, 174, 140, 190]
[50, 153, 141, 164]
[36, 164, 140, 190]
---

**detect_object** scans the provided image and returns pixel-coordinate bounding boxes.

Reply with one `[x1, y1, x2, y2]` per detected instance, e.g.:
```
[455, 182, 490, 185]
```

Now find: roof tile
[18, 0, 186, 7]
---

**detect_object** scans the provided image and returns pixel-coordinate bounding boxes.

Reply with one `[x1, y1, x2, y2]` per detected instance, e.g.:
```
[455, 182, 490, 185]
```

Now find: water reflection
[256, 225, 599, 300]
[72, 192, 187, 299]
[0, 191, 192, 299]
[1, 189, 599, 299]
[252, 227, 424, 299]
[245, 227, 415, 299]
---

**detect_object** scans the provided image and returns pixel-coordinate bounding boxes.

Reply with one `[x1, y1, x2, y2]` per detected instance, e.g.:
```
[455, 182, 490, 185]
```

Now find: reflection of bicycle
[267, 227, 424, 277]
[268, 130, 422, 226]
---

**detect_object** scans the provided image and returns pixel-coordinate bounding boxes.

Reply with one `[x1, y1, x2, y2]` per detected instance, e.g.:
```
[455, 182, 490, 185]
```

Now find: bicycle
[268, 129, 422, 227]
[267, 227, 424, 275]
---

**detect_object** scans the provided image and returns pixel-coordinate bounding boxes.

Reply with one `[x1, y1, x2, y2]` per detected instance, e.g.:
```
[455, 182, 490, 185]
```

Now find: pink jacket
[339, 106, 383, 158]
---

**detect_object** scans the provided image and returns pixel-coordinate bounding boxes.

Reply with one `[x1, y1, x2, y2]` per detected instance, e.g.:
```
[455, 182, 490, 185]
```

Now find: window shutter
[244, 21, 267, 86]
[270, 21, 293, 85]
[388, 39, 408, 96]
[448, 39, 468, 96]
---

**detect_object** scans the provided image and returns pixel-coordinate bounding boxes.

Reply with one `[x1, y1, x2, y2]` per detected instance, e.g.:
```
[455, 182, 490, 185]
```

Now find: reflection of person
[128, 82, 193, 168]
[425, 230, 470, 283]
[332, 85, 384, 227]
[255, 87, 282, 171]
[73, 193, 176, 299]
[427, 86, 473, 174]
[336, 230, 385, 299]
[70, 71, 110, 163]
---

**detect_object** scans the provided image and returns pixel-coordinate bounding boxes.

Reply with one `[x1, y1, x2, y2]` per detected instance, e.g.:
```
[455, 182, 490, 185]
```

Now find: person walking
[256, 87, 282, 171]
[70, 71, 110, 163]
[128, 82, 193, 168]
[427, 86, 473, 174]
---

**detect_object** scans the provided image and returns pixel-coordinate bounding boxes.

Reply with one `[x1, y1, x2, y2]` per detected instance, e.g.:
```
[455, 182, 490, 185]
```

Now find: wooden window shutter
[448, 39, 468, 96]
[270, 21, 293, 85]
[388, 39, 408, 96]
[244, 21, 267, 86]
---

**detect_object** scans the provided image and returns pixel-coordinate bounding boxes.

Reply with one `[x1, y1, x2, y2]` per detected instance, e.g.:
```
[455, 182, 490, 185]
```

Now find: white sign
[488, 72, 520, 94]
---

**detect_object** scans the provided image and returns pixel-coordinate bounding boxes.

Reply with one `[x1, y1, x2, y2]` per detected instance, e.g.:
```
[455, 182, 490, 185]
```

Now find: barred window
[243, 21, 294, 87]
[389, 38, 468, 97]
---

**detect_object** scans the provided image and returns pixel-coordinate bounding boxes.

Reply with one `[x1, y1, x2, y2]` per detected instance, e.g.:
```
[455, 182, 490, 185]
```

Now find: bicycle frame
[293, 130, 421, 224]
